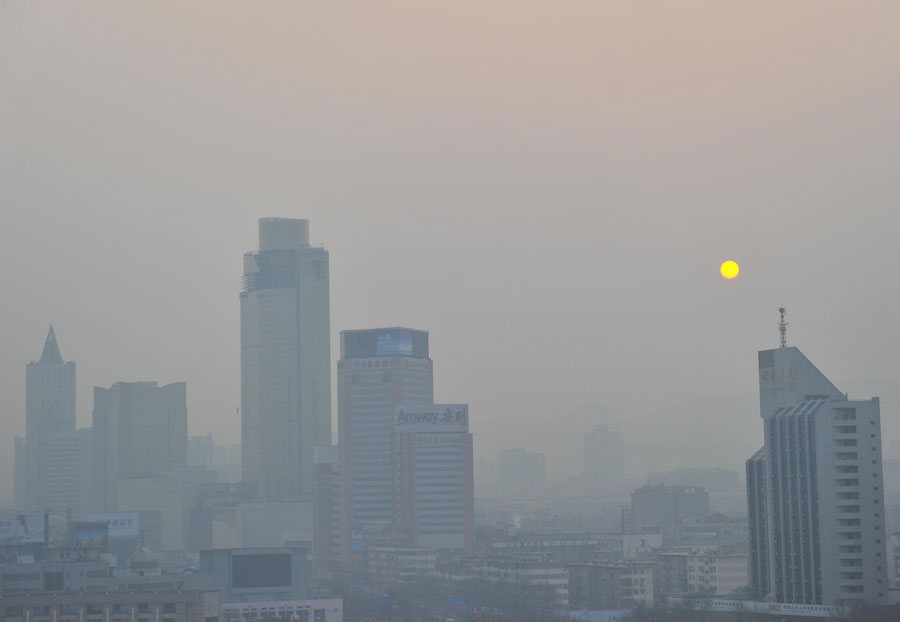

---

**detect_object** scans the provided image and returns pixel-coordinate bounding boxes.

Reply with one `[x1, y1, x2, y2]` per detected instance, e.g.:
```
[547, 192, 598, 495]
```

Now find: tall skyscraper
[240, 218, 331, 501]
[92, 381, 188, 512]
[338, 328, 432, 552]
[746, 345, 888, 606]
[23, 327, 76, 510]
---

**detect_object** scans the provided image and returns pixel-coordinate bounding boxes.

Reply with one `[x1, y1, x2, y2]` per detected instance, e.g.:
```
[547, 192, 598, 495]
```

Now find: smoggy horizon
[3, 1, 900, 506]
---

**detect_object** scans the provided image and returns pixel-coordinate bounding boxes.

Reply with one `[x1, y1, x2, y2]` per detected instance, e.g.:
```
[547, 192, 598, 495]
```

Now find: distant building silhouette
[630, 483, 709, 531]
[21, 327, 78, 512]
[240, 218, 331, 501]
[92, 381, 188, 512]
[746, 346, 888, 606]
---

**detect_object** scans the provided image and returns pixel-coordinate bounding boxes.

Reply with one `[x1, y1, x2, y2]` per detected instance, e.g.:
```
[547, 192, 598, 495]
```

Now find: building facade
[241, 218, 331, 501]
[337, 328, 432, 553]
[394, 404, 475, 550]
[92, 381, 188, 513]
[0, 589, 219, 622]
[368, 546, 437, 586]
[631, 484, 709, 531]
[685, 553, 748, 596]
[198, 547, 308, 604]
[220, 599, 342, 622]
[22, 327, 77, 511]
[746, 346, 888, 606]
[568, 561, 654, 610]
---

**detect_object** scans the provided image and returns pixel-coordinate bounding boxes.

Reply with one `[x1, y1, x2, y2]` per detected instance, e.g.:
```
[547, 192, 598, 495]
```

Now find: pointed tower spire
[40, 326, 63, 364]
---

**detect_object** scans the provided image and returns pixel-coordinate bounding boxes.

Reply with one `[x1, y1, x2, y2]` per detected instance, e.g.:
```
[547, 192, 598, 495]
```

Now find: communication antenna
[778, 306, 788, 348]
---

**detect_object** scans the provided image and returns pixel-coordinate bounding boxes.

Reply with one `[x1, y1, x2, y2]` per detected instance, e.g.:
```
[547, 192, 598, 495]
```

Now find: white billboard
[0, 512, 45, 545]
[89, 512, 139, 538]
[395, 404, 469, 433]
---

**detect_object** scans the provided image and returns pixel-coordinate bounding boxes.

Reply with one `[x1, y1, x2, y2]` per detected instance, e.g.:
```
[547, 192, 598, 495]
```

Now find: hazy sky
[3, 1, 900, 504]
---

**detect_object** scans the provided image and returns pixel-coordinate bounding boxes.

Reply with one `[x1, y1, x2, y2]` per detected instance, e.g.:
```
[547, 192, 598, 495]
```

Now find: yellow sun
[720, 260, 740, 280]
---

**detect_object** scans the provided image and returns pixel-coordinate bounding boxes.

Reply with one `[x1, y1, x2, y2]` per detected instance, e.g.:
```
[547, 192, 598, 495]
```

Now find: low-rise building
[568, 561, 655, 610]
[199, 547, 308, 604]
[478, 554, 568, 610]
[685, 553, 747, 596]
[368, 546, 436, 586]
[0, 589, 219, 622]
[221, 599, 342, 622]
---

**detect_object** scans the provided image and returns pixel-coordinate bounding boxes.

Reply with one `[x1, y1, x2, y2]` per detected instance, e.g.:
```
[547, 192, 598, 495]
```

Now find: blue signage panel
[376, 329, 413, 356]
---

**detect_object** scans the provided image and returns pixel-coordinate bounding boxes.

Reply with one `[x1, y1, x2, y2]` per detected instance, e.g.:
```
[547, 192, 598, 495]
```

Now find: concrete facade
[92, 381, 188, 513]
[23, 327, 77, 512]
[746, 346, 888, 606]
[337, 328, 432, 554]
[394, 404, 474, 550]
[198, 547, 308, 604]
[240, 218, 331, 502]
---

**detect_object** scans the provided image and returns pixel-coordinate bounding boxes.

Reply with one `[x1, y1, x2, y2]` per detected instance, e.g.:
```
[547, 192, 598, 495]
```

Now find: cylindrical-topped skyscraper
[241, 218, 331, 501]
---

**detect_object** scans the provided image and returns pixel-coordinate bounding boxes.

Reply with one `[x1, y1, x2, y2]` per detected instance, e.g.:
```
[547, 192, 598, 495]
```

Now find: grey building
[630, 484, 709, 530]
[22, 327, 77, 511]
[44, 428, 94, 519]
[92, 381, 188, 512]
[14, 436, 26, 510]
[0, 588, 219, 622]
[746, 346, 888, 606]
[199, 547, 308, 603]
[338, 328, 433, 553]
[240, 218, 331, 501]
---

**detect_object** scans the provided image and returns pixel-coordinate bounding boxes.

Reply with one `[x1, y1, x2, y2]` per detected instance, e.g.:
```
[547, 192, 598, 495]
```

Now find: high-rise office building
[22, 327, 76, 511]
[395, 404, 474, 550]
[746, 346, 888, 606]
[338, 328, 432, 552]
[92, 381, 188, 512]
[241, 218, 331, 501]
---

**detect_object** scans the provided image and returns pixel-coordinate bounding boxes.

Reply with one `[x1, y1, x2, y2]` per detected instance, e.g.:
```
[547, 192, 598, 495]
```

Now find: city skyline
[4, 3, 900, 511]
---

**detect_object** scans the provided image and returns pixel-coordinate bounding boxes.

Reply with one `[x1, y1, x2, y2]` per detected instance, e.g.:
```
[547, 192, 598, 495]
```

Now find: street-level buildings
[568, 561, 654, 610]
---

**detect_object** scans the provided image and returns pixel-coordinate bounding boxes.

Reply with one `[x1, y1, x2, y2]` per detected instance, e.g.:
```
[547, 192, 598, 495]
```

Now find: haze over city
[2, 4, 900, 619]
[4, 2, 900, 505]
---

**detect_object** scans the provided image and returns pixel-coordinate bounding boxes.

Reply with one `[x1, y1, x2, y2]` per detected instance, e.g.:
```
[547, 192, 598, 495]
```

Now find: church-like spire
[39, 326, 63, 364]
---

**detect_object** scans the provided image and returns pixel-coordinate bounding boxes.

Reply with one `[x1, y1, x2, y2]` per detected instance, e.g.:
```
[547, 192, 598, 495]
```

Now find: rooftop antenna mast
[778, 306, 788, 348]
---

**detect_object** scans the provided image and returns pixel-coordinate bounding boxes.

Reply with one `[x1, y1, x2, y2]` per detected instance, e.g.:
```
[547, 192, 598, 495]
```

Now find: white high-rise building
[241, 218, 331, 501]
[337, 328, 432, 553]
[746, 345, 888, 606]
